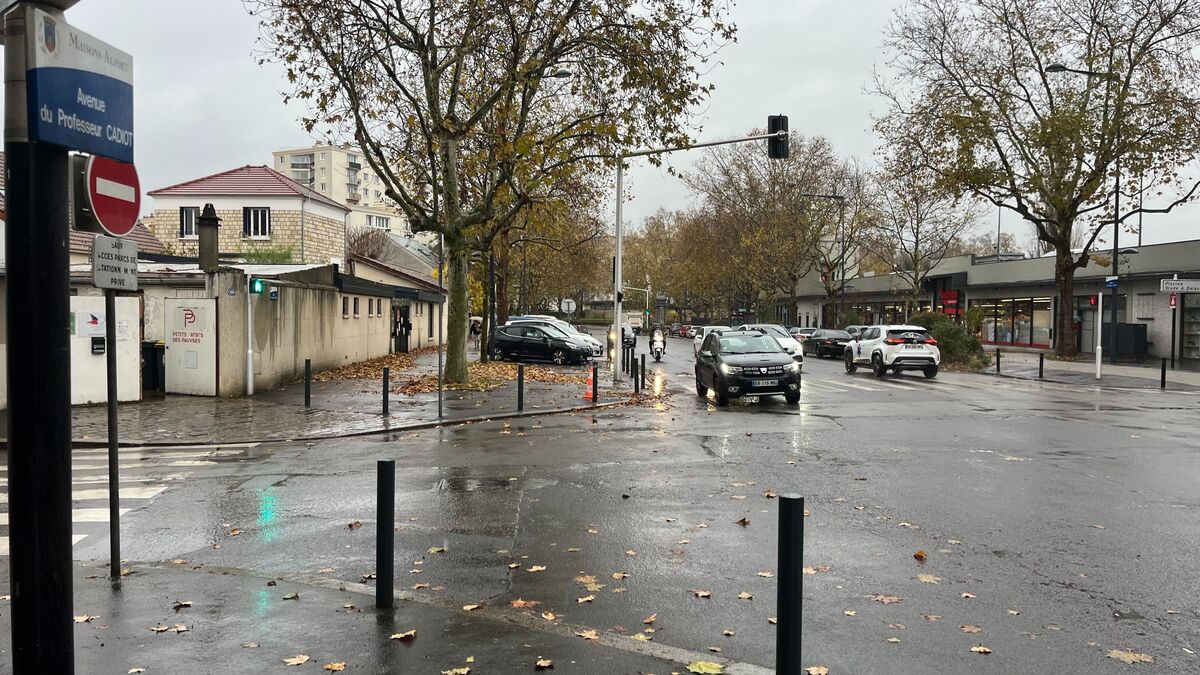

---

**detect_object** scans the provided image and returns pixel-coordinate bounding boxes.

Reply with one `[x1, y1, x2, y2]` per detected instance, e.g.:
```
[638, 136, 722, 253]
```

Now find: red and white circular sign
[86, 156, 141, 237]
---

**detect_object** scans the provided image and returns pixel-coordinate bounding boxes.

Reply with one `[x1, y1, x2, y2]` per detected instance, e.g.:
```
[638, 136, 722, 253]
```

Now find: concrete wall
[76, 283, 209, 342]
[351, 260, 447, 346]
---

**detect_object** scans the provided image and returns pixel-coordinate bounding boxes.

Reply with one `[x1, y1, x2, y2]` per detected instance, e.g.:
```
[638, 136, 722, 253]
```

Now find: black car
[490, 324, 591, 365]
[694, 329, 802, 406]
[804, 329, 852, 358]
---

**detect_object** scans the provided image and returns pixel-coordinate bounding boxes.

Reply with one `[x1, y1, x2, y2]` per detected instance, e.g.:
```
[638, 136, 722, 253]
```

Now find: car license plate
[752, 379, 778, 387]
[904, 344, 924, 350]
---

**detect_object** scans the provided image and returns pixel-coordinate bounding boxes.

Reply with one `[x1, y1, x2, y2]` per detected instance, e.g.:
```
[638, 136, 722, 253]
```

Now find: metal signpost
[92, 235, 137, 579]
[1162, 277, 1197, 369]
[4, 2, 130, 669]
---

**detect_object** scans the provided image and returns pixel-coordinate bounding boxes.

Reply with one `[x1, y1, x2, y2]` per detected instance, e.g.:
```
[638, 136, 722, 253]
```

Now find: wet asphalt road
[3, 335, 1200, 673]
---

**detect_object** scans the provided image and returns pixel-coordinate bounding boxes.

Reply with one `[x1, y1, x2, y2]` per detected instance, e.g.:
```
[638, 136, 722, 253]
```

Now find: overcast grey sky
[16, 0, 1197, 246]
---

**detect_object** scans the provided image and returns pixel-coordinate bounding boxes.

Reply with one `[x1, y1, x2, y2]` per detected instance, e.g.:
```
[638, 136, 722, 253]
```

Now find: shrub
[908, 310, 991, 368]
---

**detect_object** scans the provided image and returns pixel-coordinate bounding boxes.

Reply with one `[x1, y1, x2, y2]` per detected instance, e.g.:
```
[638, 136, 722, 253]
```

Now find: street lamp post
[1045, 62, 1124, 364]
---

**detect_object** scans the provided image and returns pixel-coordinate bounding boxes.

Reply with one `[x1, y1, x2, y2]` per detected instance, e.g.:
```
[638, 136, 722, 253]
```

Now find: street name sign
[26, 7, 133, 162]
[84, 155, 140, 236]
[92, 234, 137, 291]
[1105, 275, 1119, 289]
[1160, 279, 1200, 293]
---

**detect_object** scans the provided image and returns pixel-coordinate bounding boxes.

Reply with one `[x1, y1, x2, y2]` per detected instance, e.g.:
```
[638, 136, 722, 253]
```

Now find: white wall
[151, 194, 349, 224]
[69, 295, 141, 405]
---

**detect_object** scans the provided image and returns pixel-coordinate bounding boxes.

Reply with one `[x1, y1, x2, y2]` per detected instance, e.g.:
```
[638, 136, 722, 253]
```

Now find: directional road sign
[1161, 278, 1200, 293]
[85, 155, 140, 236]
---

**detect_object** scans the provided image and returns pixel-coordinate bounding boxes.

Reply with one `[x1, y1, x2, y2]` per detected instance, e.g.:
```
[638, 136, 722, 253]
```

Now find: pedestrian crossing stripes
[0, 444, 256, 558]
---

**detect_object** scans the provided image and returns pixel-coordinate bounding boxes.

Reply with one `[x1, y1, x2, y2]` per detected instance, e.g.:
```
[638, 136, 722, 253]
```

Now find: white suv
[844, 324, 940, 378]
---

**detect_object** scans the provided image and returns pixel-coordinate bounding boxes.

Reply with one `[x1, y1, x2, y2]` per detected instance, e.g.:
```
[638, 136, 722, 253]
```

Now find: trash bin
[142, 341, 166, 391]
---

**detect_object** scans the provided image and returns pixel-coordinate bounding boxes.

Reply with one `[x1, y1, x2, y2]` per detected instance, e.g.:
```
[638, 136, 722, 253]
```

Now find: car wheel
[844, 351, 857, 373]
[923, 365, 939, 379]
[491, 346, 505, 361]
[713, 377, 729, 407]
[551, 349, 567, 365]
[871, 353, 886, 378]
[695, 372, 708, 398]
[784, 391, 800, 405]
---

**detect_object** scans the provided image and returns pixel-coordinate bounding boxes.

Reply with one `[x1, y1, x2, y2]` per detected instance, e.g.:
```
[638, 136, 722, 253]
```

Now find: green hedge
[908, 311, 991, 368]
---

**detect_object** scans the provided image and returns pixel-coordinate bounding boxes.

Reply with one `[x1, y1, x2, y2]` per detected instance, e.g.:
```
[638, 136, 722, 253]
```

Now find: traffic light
[250, 278, 266, 294]
[617, 291, 624, 304]
[644, 309, 651, 317]
[1088, 295, 1097, 306]
[768, 115, 788, 159]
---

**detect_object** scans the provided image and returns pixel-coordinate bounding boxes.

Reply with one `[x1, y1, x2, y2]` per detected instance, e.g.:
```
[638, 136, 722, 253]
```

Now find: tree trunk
[496, 241, 511, 325]
[445, 251, 471, 383]
[1054, 246, 1078, 357]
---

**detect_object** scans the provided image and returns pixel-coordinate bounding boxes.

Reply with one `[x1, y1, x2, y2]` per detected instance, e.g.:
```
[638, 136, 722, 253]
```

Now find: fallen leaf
[960, 592, 976, 599]
[282, 592, 299, 600]
[428, 546, 447, 554]
[323, 663, 346, 672]
[738, 592, 753, 600]
[722, 629, 735, 636]
[970, 645, 993, 655]
[707, 646, 722, 653]
[687, 661, 726, 674]
[611, 588, 627, 593]
[921, 614, 941, 622]
[731, 495, 746, 501]
[889, 623, 906, 630]
[631, 633, 653, 641]
[947, 539, 962, 545]
[917, 574, 941, 584]
[541, 611, 557, 621]
[283, 654, 311, 666]
[536, 658, 554, 669]
[898, 522, 919, 529]
[390, 630, 417, 641]
[734, 517, 750, 527]
[462, 603, 482, 612]
[626, 549, 638, 556]
[242, 642, 259, 648]
[806, 668, 829, 675]
[173, 600, 193, 611]
[853, 476, 866, 481]
[961, 625, 982, 634]
[172, 624, 188, 633]
[150, 625, 170, 633]
[511, 599, 540, 609]
[1106, 649, 1153, 664]
[508, 563, 521, 569]
[695, 523, 709, 529]
[867, 594, 902, 604]
[73, 614, 97, 623]
[1092, 524, 1105, 529]
[802, 565, 832, 575]
[612, 572, 630, 580]
[127, 669, 146, 674]
[913, 549, 926, 561]
[229, 528, 241, 536]
[768, 617, 778, 624]
[577, 595, 596, 604]
[587, 528, 598, 534]
[763, 490, 777, 498]
[690, 589, 711, 598]
[844, 610, 858, 616]
[359, 573, 376, 582]
[441, 669, 471, 675]
[643, 613, 657, 625]
[665, 518, 677, 523]
[317, 567, 334, 574]
[168, 559, 189, 565]
[1008, 609, 1021, 616]
[567, 548, 580, 553]
[886, 637, 901, 644]
[575, 629, 598, 640]
[347, 520, 362, 530]
[527, 565, 547, 572]
[412, 583, 430, 590]
[678, 539, 690, 545]
[756, 571, 774, 578]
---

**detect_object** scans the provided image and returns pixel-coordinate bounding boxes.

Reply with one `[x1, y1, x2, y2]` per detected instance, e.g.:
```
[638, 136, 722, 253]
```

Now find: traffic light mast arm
[618, 129, 788, 161]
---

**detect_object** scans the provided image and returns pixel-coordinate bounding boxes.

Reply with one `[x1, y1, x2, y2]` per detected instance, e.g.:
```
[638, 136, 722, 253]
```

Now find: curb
[0, 399, 630, 449]
[979, 370, 1195, 392]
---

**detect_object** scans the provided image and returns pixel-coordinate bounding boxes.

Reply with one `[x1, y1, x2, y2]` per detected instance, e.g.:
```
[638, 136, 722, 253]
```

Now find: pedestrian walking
[470, 321, 482, 351]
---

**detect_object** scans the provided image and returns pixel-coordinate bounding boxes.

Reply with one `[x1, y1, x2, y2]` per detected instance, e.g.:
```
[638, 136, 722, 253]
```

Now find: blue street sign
[26, 8, 133, 163]
[1105, 276, 1119, 289]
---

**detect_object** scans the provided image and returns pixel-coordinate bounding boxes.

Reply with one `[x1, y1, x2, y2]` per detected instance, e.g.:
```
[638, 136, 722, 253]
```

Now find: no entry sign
[85, 155, 140, 237]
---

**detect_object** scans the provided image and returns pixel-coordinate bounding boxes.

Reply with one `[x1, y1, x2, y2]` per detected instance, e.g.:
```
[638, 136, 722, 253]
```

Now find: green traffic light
[250, 278, 266, 294]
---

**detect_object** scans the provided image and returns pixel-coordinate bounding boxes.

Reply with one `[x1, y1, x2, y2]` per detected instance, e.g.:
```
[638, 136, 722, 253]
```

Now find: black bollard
[995, 349, 1001, 373]
[304, 358, 311, 407]
[640, 353, 647, 391]
[591, 365, 599, 404]
[1038, 353, 1044, 379]
[377, 459, 395, 609]
[517, 364, 525, 411]
[1161, 357, 1167, 390]
[382, 366, 390, 415]
[633, 358, 641, 394]
[777, 494, 805, 673]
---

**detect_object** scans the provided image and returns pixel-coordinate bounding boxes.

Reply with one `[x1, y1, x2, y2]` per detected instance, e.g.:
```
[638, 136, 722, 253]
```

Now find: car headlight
[719, 363, 736, 375]
[784, 361, 800, 373]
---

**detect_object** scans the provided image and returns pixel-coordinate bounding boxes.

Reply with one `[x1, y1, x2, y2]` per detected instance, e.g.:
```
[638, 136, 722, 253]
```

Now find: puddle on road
[435, 475, 558, 493]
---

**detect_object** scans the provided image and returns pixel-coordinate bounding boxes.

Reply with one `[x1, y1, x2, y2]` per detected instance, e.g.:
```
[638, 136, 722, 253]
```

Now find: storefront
[970, 297, 1053, 348]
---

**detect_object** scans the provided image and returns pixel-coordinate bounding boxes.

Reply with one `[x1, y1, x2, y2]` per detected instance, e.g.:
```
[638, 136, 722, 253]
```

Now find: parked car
[791, 327, 818, 341]
[682, 324, 695, 338]
[844, 324, 940, 378]
[694, 329, 802, 406]
[508, 318, 601, 357]
[670, 323, 682, 336]
[737, 323, 804, 367]
[804, 329, 852, 358]
[686, 325, 700, 339]
[693, 325, 732, 355]
[843, 325, 868, 339]
[490, 324, 592, 365]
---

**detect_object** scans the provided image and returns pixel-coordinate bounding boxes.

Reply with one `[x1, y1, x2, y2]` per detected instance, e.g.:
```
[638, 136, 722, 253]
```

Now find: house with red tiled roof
[68, 222, 166, 264]
[142, 165, 350, 265]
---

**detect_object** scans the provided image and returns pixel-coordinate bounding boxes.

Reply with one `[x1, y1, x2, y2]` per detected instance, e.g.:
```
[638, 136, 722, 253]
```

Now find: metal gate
[164, 298, 217, 395]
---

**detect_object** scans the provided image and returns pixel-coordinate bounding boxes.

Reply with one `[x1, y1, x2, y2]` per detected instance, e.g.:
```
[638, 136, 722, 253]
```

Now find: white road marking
[0, 508, 130, 526]
[0, 535, 86, 556]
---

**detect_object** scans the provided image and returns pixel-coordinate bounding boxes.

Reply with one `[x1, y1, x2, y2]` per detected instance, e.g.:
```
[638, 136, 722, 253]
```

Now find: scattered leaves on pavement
[360, 573, 376, 582]
[643, 613, 657, 625]
[917, 574, 941, 584]
[1008, 609, 1021, 615]
[127, 669, 146, 674]
[763, 490, 777, 498]
[390, 630, 417, 641]
[802, 565, 832, 575]
[947, 539, 962, 545]
[898, 522, 919, 529]
[317, 568, 334, 574]
[172, 601, 192, 611]
[512, 599, 540, 609]
[960, 625, 982, 634]
[413, 583, 430, 590]
[625, 549, 638, 556]
[172, 624, 188, 633]
[631, 633, 653, 641]
[283, 654, 310, 666]
[575, 629, 598, 640]
[867, 594, 902, 604]
[889, 623, 906, 630]
[441, 668, 471, 675]
[1106, 649, 1153, 664]
[687, 661, 726, 674]
[970, 645, 993, 655]
[508, 563, 521, 569]
[541, 611, 557, 621]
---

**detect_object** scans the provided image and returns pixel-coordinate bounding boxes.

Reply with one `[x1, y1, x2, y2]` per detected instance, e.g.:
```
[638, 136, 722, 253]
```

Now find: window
[319, 167, 326, 176]
[353, 297, 360, 317]
[367, 215, 390, 230]
[178, 206, 199, 239]
[427, 302, 435, 334]
[342, 297, 349, 318]
[242, 207, 271, 239]
[319, 152, 326, 160]
[278, 156, 284, 165]
[318, 182, 326, 191]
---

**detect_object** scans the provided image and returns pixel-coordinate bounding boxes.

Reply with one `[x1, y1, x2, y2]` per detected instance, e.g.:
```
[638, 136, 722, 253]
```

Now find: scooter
[651, 336, 665, 362]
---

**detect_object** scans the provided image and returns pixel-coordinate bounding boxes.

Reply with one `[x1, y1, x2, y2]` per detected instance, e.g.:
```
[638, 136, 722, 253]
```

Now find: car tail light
[924, 337, 938, 345]
[883, 338, 905, 345]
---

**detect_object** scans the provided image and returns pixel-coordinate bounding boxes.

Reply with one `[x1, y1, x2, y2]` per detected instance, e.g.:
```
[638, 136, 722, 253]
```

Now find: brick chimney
[197, 203, 221, 272]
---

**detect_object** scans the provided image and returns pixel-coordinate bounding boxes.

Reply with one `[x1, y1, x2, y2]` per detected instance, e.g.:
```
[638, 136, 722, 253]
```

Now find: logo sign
[1170, 293, 1177, 309]
[1161, 278, 1200, 293]
[182, 308, 196, 325]
[26, 8, 133, 162]
[939, 290, 958, 306]
[91, 234, 138, 291]
[84, 155, 140, 236]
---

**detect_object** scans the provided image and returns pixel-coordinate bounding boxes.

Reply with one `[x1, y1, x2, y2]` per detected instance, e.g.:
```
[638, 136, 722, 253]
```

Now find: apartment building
[272, 144, 410, 236]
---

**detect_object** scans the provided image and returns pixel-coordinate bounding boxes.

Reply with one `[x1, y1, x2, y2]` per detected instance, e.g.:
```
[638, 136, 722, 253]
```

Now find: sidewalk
[0, 560, 699, 674]
[0, 358, 627, 446]
[981, 350, 1200, 391]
